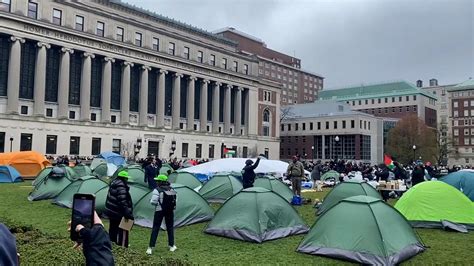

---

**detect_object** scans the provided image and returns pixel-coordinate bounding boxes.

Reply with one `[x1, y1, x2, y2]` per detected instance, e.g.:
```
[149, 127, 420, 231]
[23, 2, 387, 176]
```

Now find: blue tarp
[0, 165, 23, 183]
[441, 170, 474, 201]
[97, 152, 126, 167]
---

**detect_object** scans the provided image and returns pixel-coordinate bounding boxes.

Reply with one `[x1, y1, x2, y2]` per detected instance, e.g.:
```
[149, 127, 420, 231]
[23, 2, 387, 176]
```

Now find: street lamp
[9, 137, 13, 152]
[311, 145, 315, 161]
[412, 145, 417, 163]
[170, 140, 177, 157]
[334, 136, 340, 161]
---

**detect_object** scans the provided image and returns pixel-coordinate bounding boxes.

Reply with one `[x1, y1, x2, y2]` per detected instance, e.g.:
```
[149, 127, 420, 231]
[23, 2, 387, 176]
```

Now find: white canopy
[180, 158, 309, 177]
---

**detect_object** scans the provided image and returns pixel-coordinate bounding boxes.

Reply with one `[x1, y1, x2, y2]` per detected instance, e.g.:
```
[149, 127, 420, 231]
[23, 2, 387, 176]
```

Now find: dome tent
[199, 172, 243, 203]
[73, 164, 92, 177]
[28, 166, 77, 201]
[0, 165, 22, 183]
[254, 176, 293, 202]
[97, 151, 126, 166]
[169, 171, 202, 190]
[53, 176, 108, 208]
[95, 184, 150, 217]
[298, 196, 425, 265]
[395, 181, 474, 229]
[159, 163, 174, 175]
[205, 187, 308, 243]
[316, 180, 381, 215]
[134, 184, 214, 229]
[0, 151, 51, 178]
[321, 170, 340, 181]
[111, 165, 146, 188]
[32, 166, 77, 186]
[440, 170, 474, 201]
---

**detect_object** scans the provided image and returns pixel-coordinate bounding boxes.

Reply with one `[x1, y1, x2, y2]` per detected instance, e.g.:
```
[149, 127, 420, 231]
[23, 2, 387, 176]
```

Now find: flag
[384, 154, 395, 170]
[223, 148, 236, 157]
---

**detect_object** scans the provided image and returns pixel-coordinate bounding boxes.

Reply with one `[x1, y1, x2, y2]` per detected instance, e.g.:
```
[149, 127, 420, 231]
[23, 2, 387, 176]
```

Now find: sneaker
[169, 245, 177, 252]
[146, 247, 153, 255]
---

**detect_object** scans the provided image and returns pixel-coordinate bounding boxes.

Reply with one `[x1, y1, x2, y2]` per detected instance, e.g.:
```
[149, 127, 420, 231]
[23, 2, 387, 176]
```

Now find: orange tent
[0, 151, 51, 178]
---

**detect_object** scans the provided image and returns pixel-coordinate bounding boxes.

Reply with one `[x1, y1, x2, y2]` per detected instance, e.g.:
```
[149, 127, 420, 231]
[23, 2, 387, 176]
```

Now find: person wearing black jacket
[242, 157, 261, 189]
[375, 164, 390, 201]
[411, 164, 425, 187]
[144, 158, 158, 189]
[105, 170, 133, 248]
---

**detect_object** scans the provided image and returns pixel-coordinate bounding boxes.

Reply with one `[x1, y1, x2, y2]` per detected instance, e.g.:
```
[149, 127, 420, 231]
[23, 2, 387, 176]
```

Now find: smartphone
[70, 193, 95, 242]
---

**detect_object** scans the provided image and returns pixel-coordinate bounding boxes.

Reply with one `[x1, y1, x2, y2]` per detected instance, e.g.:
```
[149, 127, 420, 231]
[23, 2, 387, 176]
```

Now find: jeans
[149, 211, 174, 248]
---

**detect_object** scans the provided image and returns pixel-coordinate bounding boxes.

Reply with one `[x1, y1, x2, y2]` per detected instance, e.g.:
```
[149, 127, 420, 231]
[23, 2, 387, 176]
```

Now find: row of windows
[452, 91, 474, 98]
[281, 120, 371, 132]
[453, 109, 474, 118]
[361, 105, 418, 115]
[6, 1, 251, 75]
[453, 100, 474, 108]
[453, 128, 474, 137]
[453, 137, 474, 146]
[453, 119, 474, 127]
[348, 95, 418, 106]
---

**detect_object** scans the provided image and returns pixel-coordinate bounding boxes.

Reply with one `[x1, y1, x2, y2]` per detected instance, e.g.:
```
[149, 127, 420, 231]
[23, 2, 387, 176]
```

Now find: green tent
[134, 183, 214, 229]
[298, 196, 425, 265]
[317, 180, 381, 215]
[440, 170, 474, 201]
[32, 166, 77, 186]
[28, 166, 77, 201]
[53, 176, 108, 208]
[254, 177, 293, 202]
[95, 183, 150, 217]
[395, 181, 474, 229]
[111, 165, 147, 188]
[169, 172, 202, 190]
[159, 164, 174, 175]
[205, 187, 308, 243]
[90, 158, 107, 170]
[321, 170, 340, 181]
[73, 164, 92, 177]
[199, 172, 243, 203]
[94, 185, 109, 215]
[92, 162, 108, 179]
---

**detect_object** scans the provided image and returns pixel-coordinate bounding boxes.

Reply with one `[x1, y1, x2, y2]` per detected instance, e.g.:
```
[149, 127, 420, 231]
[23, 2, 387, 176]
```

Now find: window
[454, 111, 459, 117]
[70, 136, 80, 155]
[351, 120, 355, 128]
[91, 138, 101, 155]
[222, 58, 227, 69]
[20, 106, 28, 115]
[75, 15, 84, 31]
[464, 100, 469, 107]
[378, 98, 381, 104]
[413, 106, 417, 112]
[281, 124, 284, 131]
[152, 38, 159, 51]
[210, 54, 215, 66]
[209, 144, 215, 159]
[52, 8, 62, 25]
[20, 133, 32, 151]
[365, 99, 368, 105]
[69, 111, 76, 119]
[392, 97, 395, 102]
[135, 32, 142, 46]
[46, 108, 53, 117]
[116, 27, 124, 42]
[399, 96, 402, 102]
[263, 109, 270, 122]
[310, 122, 313, 130]
[413, 95, 417, 101]
[263, 126, 270, 136]
[465, 138, 470, 145]
[183, 47, 190, 59]
[197, 51, 203, 63]
[264, 91, 272, 102]
[342, 120, 346, 129]
[46, 135, 57, 154]
[326, 121, 329, 130]
[233, 61, 238, 72]
[196, 144, 202, 158]
[111, 115, 117, 123]
[96, 21, 105, 37]
[287, 124, 291, 131]
[0, 132, 4, 153]
[243, 64, 248, 75]
[112, 139, 121, 154]
[302, 123, 306, 130]
[464, 110, 469, 117]
[334, 121, 337, 129]
[454, 101, 458, 108]
[90, 113, 97, 121]
[371, 99, 374, 104]
[168, 42, 175, 55]
[406, 96, 409, 101]
[182, 143, 188, 157]
[317, 122, 321, 130]
[295, 123, 299, 131]
[28, 1, 38, 19]
[385, 98, 388, 103]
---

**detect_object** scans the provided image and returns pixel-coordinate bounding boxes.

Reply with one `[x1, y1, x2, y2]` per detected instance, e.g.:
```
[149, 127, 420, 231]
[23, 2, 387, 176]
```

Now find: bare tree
[434, 123, 454, 166]
[280, 106, 295, 122]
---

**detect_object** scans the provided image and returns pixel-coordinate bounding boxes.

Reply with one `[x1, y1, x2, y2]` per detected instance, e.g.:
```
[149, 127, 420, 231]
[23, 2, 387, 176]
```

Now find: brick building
[213, 27, 324, 106]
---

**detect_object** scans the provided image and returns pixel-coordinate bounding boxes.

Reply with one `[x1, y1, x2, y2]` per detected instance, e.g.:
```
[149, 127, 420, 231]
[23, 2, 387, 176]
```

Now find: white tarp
[180, 158, 309, 177]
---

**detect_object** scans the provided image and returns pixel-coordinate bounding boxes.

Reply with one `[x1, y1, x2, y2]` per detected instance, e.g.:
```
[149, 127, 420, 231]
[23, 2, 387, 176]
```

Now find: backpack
[159, 187, 177, 213]
[290, 163, 302, 177]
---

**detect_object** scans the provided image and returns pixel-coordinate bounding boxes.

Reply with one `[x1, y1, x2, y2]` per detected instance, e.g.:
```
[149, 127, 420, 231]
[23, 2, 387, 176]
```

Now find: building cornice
[256, 55, 324, 79]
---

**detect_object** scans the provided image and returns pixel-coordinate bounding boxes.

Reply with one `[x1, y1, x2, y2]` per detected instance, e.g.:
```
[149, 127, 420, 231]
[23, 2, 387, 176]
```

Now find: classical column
[200, 79, 209, 132]
[156, 69, 167, 128]
[58, 47, 74, 119]
[186, 76, 196, 131]
[80, 52, 95, 121]
[120, 61, 133, 125]
[224, 84, 232, 134]
[101, 57, 114, 123]
[172, 73, 183, 130]
[33, 42, 51, 117]
[212, 82, 221, 134]
[6, 36, 25, 114]
[247, 88, 258, 136]
[234, 87, 243, 135]
[139, 65, 151, 127]
[243, 88, 249, 136]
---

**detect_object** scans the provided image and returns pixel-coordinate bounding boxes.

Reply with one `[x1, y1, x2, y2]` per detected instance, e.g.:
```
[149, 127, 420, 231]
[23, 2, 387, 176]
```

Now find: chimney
[429, 78, 438, 87]
[416, 80, 423, 88]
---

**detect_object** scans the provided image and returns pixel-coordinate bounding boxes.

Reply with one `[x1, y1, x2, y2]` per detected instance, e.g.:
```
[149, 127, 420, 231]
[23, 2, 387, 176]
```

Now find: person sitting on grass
[146, 174, 177, 255]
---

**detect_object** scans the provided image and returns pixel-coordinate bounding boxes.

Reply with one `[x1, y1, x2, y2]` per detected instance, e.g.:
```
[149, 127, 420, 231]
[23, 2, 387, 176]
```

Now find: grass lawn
[0, 181, 473, 265]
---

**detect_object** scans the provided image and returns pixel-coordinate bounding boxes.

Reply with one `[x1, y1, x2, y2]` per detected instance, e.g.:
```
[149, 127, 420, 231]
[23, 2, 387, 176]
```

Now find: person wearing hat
[105, 170, 134, 247]
[287, 156, 304, 196]
[242, 157, 261, 189]
[146, 174, 177, 255]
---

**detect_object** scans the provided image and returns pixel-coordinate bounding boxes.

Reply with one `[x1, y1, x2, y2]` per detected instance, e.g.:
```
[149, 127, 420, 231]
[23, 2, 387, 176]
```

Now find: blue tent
[97, 152, 126, 166]
[441, 170, 474, 201]
[0, 165, 22, 183]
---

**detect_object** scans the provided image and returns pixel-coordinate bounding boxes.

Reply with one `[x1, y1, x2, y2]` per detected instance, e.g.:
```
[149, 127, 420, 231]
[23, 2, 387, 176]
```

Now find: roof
[256, 56, 324, 78]
[282, 100, 375, 120]
[319, 81, 437, 101]
[212, 27, 265, 44]
[109, 1, 237, 46]
[454, 78, 474, 88]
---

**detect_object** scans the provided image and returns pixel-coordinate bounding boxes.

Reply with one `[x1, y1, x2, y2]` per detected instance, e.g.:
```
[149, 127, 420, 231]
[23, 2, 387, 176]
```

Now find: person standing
[144, 158, 158, 189]
[311, 160, 323, 192]
[411, 164, 425, 187]
[242, 157, 261, 189]
[105, 170, 133, 248]
[287, 156, 304, 196]
[146, 174, 177, 255]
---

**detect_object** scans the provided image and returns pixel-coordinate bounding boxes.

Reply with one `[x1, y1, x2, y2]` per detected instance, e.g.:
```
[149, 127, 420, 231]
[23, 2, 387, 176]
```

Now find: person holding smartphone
[105, 170, 134, 247]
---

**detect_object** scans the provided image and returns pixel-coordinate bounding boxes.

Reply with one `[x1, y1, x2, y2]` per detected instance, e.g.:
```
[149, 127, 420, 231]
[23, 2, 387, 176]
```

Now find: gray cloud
[127, 0, 473, 88]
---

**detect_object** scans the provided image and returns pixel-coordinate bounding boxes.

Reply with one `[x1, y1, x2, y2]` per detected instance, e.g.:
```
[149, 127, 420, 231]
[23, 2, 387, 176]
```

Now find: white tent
[180, 158, 309, 177]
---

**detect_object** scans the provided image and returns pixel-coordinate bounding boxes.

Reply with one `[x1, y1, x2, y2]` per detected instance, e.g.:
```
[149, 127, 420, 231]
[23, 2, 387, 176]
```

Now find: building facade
[213, 27, 324, 106]
[0, 0, 281, 159]
[280, 101, 384, 165]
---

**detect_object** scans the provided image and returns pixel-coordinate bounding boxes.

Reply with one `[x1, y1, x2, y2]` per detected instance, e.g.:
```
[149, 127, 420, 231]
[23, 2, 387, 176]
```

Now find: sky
[127, 0, 473, 89]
